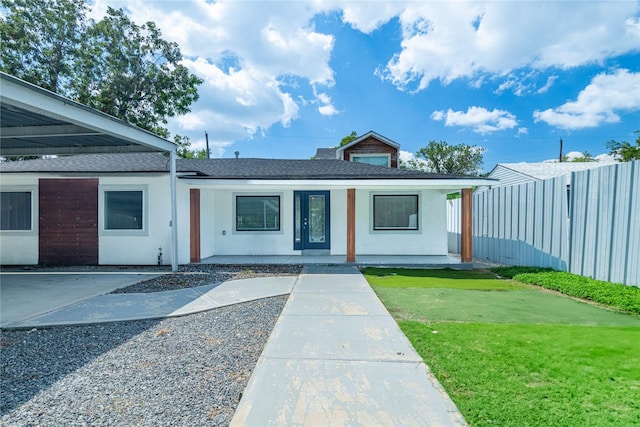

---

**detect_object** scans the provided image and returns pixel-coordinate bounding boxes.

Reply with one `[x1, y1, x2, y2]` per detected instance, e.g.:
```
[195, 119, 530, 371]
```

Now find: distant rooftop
[314, 148, 337, 160]
[496, 161, 617, 181]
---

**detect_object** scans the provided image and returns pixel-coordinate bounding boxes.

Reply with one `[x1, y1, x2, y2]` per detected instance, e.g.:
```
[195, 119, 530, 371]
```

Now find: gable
[337, 132, 400, 168]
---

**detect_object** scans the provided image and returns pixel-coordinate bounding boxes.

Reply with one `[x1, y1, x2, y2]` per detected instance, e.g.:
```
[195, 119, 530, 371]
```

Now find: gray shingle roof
[314, 148, 337, 159]
[0, 152, 481, 180]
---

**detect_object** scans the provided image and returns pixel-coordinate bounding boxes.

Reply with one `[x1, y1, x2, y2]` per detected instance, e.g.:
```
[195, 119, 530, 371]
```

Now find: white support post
[170, 149, 178, 272]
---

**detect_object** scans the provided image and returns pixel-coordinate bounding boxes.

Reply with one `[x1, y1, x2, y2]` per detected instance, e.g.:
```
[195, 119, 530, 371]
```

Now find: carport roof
[0, 72, 175, 156]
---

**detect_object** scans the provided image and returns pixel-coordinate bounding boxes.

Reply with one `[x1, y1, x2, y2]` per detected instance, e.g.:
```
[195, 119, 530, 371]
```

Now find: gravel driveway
[1, 295, 287, 426]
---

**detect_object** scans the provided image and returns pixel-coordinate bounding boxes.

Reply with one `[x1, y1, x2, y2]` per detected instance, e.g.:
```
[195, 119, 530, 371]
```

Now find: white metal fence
[448, 160, 639, 287]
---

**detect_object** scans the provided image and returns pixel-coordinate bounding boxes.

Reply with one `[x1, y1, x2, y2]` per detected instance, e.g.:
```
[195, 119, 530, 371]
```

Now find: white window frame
[0, 186, 38, 235]
[99, 185, 149, 236]
[350, 153, 391, 167]
[233, 192, 284, 234]
[369, 192, 421, 234]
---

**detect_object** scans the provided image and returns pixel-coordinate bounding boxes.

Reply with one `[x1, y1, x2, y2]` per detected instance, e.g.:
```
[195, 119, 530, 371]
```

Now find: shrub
[490, 266, 554, 279]
[511, 271, 640, 315]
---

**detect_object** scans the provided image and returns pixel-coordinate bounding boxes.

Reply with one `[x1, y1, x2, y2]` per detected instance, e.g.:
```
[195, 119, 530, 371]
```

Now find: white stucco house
[0, 152, 490, 266]
[0, 72, 491, 267]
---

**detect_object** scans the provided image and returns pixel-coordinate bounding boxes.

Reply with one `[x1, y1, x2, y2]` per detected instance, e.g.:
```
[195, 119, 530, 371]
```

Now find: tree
[338, 131, 358, 147]
[571, 151, 596, 162]
[174, 135, 208, 159]
[1, 0, 202, 144]
[71, 7, 202, 138]
[0, 0, 88, 92]
[607, 131, 640, 161]
[405, 141, 485, 175]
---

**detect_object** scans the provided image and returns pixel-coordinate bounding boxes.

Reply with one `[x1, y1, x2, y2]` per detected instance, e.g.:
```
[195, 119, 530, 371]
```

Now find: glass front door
[294, 191, 330, 250]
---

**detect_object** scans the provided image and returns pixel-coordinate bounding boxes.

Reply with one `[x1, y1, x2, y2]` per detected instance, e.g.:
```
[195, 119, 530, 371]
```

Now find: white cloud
[376, 2, 640, 92]
[533, 69, 640, 130]
[432, 107, 518, 134]
[89, 0, 335, 155]
[537, 75, 558, 94]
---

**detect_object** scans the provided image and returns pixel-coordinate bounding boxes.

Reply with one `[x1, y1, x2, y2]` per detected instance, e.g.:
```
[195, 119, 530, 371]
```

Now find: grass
[363, 267, 527, 290]
[365, 268, 640, 427]
[501, 270, 640, 315]
[401, 322, 640, 427]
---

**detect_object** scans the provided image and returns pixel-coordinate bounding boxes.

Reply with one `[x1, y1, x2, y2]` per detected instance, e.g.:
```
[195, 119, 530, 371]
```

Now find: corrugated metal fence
[447, 160, 639, 287]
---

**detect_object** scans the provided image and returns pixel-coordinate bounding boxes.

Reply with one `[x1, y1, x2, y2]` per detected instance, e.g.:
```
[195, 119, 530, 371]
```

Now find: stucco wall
[1, 174, 451, 265]
[189, 186, 447, 258]
[354, 189, 448, 256]
[0, 174, 39, 265]
[0, 173, 176, 266]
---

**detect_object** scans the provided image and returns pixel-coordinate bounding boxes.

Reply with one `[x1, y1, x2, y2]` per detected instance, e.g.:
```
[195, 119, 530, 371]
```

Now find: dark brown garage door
[39, 178, 98, 266]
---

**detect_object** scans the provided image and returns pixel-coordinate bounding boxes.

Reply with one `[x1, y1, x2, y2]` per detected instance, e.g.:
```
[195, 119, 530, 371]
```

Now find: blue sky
[91, 1, 640, 172]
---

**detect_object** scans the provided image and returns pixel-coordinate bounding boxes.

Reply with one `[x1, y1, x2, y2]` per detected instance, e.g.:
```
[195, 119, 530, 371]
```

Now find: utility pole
[205, 131, 210, 159]
[559, 138, 563, 162]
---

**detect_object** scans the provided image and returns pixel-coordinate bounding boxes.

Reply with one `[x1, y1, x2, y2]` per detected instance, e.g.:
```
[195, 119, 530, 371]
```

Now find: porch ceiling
[0, 72, 175, 157]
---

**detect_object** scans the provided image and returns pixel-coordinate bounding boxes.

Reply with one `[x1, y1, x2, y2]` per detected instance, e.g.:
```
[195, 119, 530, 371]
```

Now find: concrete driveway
[0, 273, 160, 328]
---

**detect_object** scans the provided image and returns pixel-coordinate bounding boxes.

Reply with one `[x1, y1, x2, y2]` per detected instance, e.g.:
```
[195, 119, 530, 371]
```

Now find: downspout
[170, 149, 178, 272]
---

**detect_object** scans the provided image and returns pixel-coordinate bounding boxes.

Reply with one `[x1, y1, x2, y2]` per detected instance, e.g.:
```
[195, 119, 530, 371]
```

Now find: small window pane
[105, 191, 143, 230]
[374, 195, 418, 230]
[236, 196, 280, 231]
[1, 192, 32, 230]
[352, 155, 389, 167]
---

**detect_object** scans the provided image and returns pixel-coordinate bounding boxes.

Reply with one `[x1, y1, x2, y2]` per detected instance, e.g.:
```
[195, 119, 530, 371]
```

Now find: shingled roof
[0, 152, 479, 180]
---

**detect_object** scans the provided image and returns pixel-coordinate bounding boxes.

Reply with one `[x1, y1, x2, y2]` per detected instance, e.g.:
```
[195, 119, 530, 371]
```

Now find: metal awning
[0, 72, 175, 156]
[0, 72, 179, 271]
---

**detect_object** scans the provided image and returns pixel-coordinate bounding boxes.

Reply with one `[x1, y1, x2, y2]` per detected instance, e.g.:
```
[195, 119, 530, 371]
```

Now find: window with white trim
[373, 194, 418, 230]
[236, 195, 280, 231]
[103, 189, 145, 231]
[351, 154, 390, 167]
[1, 191, 32, 231]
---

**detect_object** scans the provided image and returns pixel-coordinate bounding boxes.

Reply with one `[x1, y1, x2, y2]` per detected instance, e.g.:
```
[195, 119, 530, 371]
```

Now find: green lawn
[364, 268, 640, 427]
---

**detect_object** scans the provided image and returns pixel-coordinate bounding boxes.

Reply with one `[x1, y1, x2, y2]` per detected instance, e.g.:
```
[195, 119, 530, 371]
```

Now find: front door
[294, 191, 330, 250]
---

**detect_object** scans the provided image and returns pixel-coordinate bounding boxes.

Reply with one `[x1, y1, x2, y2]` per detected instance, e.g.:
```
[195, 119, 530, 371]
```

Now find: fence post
[461, 188, 473, 263]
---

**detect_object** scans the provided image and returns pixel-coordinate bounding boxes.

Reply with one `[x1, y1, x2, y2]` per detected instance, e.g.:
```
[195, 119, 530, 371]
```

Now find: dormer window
[350, 154, 391, 167]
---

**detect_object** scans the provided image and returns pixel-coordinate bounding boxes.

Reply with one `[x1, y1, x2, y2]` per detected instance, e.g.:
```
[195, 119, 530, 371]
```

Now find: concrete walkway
[2, 266, 466, 425]
[2, 276, 297, 329]
[231, 265, 466, 426]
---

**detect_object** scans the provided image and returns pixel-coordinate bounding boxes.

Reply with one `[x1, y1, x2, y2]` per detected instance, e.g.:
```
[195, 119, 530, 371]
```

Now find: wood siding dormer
[341, 135, 399, 168]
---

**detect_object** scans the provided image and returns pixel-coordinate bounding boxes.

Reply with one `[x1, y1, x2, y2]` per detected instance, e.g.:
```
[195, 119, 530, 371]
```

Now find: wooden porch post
[190, 189, 201, 263]
[347, 188, 356, 263]
[461, 188, 473, 263]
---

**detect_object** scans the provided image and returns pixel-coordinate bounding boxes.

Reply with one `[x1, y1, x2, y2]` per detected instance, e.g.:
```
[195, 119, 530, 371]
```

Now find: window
[373, 195, 418, 230]
[1, 191, 32, 231]
[104, 190, 144, 230]
[351, 154, 390, 167]
[236, 195, 280, 231]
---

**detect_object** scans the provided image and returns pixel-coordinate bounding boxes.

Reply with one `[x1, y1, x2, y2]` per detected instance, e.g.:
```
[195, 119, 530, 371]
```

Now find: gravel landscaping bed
[1, 295, 287, 426]
[111, 264, 302, 294]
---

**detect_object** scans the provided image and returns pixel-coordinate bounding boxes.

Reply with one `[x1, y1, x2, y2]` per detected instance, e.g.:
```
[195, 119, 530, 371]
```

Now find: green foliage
[338, 131, 358, 147]
[607, 131, 640, 161]
[401, 321, 640, 427]
[405, 140, 485, 175]
[571, 150, 596, 162]
[174, 135, 208, 159]
[490, 266, 555, 278]
[1, 0, 202, 139]
[0, 0, 89, 92]
[512, 271, 640, 315]
[71, 7, 202, 137]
